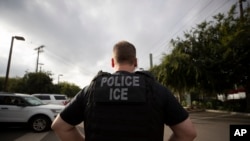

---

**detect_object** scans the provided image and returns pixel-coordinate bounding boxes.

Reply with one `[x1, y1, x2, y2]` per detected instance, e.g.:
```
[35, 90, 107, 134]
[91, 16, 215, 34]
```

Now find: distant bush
[189, 98, 247, 112]
[205, 99, 223, 110]
[181, 100, 187, 107]
[191, 100, 205, 109]
[202, 99, 247, 112]
[222, 99, 247, 112]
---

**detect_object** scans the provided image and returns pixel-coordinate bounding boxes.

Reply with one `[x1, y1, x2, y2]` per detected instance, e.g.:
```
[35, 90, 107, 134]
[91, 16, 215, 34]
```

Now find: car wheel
[29, 115, 51, 132]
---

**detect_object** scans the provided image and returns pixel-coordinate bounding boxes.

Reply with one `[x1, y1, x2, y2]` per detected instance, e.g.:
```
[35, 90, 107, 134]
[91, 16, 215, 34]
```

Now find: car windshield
[23, 96, 45, 106]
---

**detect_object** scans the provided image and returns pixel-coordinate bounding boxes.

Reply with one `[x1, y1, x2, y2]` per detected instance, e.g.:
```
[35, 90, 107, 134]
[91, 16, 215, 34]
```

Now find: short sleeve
[60, 87, 88, 126]
[156, 84, 189, 126]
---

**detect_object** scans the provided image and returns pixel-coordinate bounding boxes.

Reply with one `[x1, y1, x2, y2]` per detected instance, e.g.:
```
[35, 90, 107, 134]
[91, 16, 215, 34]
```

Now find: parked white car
[0, 93, 65, 132]
[32, 94, 69, 105]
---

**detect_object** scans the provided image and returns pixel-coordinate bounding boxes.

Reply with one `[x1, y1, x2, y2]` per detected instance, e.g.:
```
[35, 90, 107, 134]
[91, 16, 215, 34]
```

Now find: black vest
[84, 71, 164, 141]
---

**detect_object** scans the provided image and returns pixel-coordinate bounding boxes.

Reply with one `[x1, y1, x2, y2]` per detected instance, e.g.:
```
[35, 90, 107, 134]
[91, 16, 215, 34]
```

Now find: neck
[114, 64, 135, 73]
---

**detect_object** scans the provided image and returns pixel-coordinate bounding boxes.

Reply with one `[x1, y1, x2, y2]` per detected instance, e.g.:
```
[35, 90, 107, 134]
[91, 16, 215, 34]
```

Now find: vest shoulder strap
[92, 70, 111, 81]
[135, 71, 155, 80]
[85, 70, 111, 104]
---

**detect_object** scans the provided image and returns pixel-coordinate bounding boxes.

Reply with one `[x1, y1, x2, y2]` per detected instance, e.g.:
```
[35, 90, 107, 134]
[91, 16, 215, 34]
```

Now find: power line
[149, 0, 235, 66]
[139, 1, 207, 68]
[44, 48, 95, 76]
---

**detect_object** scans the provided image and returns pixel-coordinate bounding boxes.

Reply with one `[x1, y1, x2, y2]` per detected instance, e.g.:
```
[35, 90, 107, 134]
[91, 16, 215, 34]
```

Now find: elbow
[51, 120, 58, 131]
[187, 125, 197, 141]
[51, 115, 61, 131]
[182, 131, 197, 141]
[172, 131, 197, 141]
[185, 124, 197, 140]
[189, 129, 197, 140]
[170, 118, 197, 141]
[51, 119, 63, 132]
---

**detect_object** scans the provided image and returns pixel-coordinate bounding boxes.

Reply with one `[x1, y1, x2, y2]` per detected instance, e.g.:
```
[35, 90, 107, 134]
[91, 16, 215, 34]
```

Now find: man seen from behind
[51, 40, 197, 141]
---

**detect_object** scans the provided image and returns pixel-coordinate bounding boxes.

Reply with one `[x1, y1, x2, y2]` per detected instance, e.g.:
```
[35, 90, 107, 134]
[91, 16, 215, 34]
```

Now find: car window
[0, 96, 3, 105]
[35, 95, 50, 100]
[0, 96, 14, 105]
[54, 95, 66, 100]
[0, 96, 25, 105]
[12, 97, 25, 105]
[23, 96, 44, 106]
[0, 96, 11, 105]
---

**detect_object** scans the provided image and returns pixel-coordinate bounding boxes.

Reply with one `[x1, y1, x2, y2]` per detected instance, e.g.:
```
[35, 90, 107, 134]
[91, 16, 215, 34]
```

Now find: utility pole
[58, 74, 63, 84]
[239, 0, 246, 21]
[149, 53, 153, 69]
[35, 45, 45, 73]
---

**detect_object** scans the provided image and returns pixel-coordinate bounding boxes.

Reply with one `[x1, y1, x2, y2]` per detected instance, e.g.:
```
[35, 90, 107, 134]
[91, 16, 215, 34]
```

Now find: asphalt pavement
[0, 111, 249, 141]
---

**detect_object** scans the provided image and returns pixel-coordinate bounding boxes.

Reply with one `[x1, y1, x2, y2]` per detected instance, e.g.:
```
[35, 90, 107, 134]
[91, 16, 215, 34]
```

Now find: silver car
[0, 93, 65, 132]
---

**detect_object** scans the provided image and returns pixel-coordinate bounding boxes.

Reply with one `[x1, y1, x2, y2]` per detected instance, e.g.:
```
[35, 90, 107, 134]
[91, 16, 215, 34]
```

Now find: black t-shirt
[60, 71, 188, 127]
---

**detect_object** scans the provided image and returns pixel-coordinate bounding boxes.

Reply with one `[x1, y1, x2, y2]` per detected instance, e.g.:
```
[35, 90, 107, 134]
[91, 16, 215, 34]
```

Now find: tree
[57, 82, 81, 98]
[22, 72, 54, 94]
[8, 77, 24, 93]
[1, 71, 82, 97]
[150, 4, 250, 112]
[0, 77, 4, 91]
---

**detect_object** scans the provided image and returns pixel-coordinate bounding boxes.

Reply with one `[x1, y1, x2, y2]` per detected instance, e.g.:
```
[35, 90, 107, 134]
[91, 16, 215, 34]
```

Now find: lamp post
[58, 74, 63, 84]
[4, 36, 25, 91]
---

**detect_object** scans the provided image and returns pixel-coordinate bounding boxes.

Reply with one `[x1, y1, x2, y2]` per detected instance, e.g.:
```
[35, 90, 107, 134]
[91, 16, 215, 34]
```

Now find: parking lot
[0, 111, 249, 141]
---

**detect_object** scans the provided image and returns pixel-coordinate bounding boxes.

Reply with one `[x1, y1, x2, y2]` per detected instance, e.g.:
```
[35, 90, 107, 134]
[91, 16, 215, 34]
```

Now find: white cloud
[0, 0, 240, 87]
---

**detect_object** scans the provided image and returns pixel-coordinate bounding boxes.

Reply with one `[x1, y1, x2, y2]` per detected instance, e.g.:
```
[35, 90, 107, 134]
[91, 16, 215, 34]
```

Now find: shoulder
[68, 86, 89, 104]
[135, 71, 155, 80]
[134, 71, 173, 100]
[157, 83, 173, 96]
[150, 80, 172, 97]
[151, 82, 173, 108]
[153, 83, 189, 125]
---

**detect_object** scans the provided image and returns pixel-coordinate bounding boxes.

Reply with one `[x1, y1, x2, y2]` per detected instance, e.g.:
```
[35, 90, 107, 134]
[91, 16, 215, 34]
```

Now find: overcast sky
[0, 0, 246, 87]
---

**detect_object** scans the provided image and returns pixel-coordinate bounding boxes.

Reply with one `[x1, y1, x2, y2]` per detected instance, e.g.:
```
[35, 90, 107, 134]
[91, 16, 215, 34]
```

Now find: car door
[0, 96, 30, 122]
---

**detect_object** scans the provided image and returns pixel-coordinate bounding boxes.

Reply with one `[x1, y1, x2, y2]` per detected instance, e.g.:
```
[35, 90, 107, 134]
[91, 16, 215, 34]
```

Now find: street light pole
[4, 36, 25, 91]
[58, 74, 63, 84]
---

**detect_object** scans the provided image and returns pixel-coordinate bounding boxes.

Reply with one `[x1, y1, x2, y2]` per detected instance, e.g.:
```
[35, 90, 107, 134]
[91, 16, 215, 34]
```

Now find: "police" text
[101, 76, 140, 101]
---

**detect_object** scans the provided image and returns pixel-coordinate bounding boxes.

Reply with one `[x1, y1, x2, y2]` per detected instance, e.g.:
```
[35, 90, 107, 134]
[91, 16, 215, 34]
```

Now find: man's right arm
[169, 117, 197, 141]
[51, 115, 85, 141]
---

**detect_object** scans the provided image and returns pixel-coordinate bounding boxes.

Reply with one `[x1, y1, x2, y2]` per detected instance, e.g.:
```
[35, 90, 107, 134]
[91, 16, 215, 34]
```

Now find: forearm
[169, 117, 197, 141]
[168, 133, 195, 141]
[54, 127, 85, 141]
[168, 134, 180, 141]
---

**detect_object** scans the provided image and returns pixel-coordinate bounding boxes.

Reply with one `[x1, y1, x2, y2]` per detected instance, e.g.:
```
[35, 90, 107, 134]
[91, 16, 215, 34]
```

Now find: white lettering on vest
[101, 77, 107, 87]
[101, 75, 140, 101]
[109, 88, 128, 100]
[101, 76, 140, 87]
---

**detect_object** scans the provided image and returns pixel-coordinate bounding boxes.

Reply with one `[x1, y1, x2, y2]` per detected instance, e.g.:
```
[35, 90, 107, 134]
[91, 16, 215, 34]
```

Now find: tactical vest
[84, 71, 164, 141]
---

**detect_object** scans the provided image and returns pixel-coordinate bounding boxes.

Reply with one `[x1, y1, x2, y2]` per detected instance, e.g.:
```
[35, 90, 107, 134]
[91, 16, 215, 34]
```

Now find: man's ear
[134, 62, 137, 67]
[134, 58, 138, 67]
[111, 58, 115, 68]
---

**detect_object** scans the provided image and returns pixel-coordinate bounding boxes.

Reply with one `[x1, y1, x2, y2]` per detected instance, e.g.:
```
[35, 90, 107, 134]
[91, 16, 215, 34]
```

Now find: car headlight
[51, 109, 62, 113]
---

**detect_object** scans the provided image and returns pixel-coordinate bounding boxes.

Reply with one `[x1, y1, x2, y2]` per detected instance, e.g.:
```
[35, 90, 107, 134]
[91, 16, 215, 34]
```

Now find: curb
[187, 109, 205, 113]
[184, 107, 205, 113]
[184, 106, 250, 116]
[205, 109, 250, 116]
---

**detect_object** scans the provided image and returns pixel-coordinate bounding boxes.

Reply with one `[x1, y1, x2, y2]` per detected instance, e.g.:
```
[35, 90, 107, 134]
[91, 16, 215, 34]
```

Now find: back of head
[113, 41, 136, 65]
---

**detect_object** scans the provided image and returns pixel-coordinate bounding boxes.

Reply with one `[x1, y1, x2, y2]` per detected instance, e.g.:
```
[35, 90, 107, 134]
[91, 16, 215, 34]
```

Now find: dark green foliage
[150, 4, 250, 112]
[0, 72, 81, 98]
